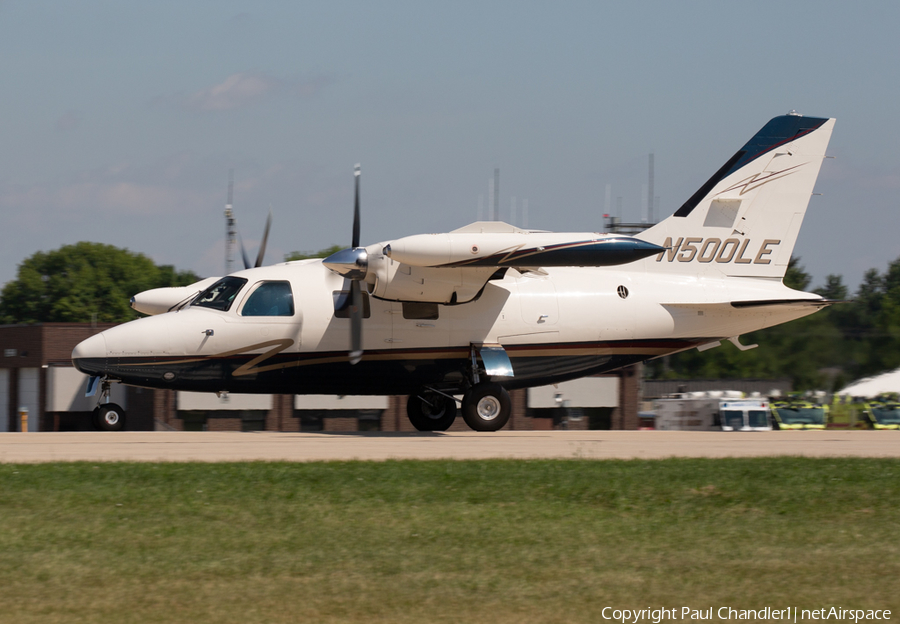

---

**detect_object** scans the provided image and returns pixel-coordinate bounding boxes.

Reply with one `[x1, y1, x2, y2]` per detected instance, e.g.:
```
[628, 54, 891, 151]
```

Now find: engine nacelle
[382, 222, 663, 268]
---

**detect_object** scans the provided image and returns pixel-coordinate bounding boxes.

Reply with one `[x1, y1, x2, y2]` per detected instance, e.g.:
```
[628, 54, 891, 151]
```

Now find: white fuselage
[71, 256, 819, 396]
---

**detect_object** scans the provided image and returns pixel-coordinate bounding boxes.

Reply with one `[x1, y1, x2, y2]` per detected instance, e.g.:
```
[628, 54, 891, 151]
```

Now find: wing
[326, 221, 664, 304]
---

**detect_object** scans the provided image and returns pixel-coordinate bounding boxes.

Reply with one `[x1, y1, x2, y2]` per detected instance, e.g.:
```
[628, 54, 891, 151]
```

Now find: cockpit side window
[240, 281, 295, 317]
[191, 277, 248, 311]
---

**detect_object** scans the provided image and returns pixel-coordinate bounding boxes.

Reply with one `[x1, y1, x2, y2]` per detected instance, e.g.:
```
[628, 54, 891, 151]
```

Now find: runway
[0, 430, 897, 463]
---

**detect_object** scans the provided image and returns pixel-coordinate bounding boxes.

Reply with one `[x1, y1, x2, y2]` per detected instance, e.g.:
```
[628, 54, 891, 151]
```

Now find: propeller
[323, 165, 366, 365]
[255, 209, 272, 268]
[238, 233, 252, 270]
[238, 209, 273, 270]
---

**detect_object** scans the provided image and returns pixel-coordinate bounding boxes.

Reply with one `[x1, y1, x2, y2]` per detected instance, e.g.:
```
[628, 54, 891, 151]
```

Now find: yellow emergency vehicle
[861, 394, 900, 430]
[769, 398, 828, 430]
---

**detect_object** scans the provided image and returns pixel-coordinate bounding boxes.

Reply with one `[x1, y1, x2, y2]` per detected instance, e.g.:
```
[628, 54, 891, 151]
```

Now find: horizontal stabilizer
[664, 298, 833, 311]
[730, 298, 839, 309]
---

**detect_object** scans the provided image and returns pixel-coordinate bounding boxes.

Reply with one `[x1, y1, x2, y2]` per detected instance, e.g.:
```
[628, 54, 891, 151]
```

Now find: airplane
[72, 112, 836, 432]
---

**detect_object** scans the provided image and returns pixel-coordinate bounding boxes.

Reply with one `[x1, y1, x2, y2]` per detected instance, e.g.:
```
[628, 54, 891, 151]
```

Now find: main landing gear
[91, 378, 126, 432]
[406, 390, 458, 431]
[406, 345, 514, 432]
[461, 382, 511, 432]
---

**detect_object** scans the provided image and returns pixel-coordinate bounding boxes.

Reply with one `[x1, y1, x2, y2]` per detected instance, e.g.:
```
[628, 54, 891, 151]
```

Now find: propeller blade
[254, 209, 272, 268]
[333, 278, 352, 311]
[352, 164, 361, 249]
[238, 233, 252, 270]
[349, 280, 363, 365]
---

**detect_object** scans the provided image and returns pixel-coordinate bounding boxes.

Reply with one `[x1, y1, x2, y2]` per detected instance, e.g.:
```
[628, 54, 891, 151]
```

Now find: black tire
[91, 407, 101, 430]
[96, 404, 126, 431]
[406, 392, 457, 431]
[462, 383, 511, 432]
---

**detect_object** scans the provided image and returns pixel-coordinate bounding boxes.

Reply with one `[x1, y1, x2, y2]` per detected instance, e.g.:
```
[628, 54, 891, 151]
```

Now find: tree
[284, 245, 342, 261]
[783, 256, 811, 291]
[0, 242, 200, 324]
[814, 274, 848, 301]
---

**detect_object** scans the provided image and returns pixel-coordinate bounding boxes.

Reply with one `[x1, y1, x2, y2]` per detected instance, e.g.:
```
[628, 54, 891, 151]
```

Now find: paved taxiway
[0, 430, 897, 463]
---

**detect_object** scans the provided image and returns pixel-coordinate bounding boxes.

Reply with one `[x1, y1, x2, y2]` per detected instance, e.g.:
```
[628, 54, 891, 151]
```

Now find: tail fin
[637, 114, 834, 279]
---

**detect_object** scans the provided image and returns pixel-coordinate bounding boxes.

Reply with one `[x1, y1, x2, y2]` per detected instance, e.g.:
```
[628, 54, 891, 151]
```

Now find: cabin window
[192, 277, 248, 312]
[240, 281, 295, 316]
[402, 302, 439, 320]
[333, 290, 371, 319]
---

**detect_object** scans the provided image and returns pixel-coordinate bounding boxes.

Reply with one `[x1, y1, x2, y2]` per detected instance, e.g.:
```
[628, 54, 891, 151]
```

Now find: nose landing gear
[93, 403, 125, 431]
[91, 378, 126, 432]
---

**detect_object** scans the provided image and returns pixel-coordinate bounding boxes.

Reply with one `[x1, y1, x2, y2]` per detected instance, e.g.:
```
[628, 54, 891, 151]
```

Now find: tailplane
[637, 113, 834, 278]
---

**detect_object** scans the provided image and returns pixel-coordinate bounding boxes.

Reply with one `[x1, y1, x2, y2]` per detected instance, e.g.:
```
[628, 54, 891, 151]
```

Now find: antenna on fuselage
[648, 153, 655, 223]
[225, 169, 237, 274]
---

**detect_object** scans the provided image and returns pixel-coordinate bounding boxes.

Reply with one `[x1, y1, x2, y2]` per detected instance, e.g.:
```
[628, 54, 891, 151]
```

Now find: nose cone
[72, 333, 107, 375]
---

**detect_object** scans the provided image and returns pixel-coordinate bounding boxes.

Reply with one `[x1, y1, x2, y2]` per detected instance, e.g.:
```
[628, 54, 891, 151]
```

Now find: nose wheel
[93, 403, 126, 431]
[91, 378, 126, 431]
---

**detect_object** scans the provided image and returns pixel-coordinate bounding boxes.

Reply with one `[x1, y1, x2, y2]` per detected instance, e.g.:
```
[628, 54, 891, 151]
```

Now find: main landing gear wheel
[462, 383, 511, 432]
[406, 392, 458, 431]
[94, 403, 126, 432]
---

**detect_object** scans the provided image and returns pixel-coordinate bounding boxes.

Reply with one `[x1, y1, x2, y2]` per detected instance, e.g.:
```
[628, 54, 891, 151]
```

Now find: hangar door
[18, 368, 39, 432]
[0, 369, 8, 432]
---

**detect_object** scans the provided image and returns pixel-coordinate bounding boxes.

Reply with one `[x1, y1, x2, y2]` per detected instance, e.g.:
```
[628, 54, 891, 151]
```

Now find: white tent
[838, 367, 900, 398]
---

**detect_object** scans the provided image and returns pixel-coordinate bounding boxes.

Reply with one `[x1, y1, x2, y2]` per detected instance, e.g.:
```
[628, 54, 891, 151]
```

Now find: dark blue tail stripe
[674, 115, 828, 218]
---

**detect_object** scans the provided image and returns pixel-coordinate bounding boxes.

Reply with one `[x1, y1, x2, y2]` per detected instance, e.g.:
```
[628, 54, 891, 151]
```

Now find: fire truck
[861, 394, 900, 430]
[769, 397, 828, 430]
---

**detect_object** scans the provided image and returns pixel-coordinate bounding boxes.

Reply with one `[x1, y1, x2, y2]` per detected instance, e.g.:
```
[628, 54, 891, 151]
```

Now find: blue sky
[2, 1, 898, 291]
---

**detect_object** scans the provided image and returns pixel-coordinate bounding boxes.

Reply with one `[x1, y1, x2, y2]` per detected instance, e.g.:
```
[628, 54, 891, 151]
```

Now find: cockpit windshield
[191, 277, 247, 311]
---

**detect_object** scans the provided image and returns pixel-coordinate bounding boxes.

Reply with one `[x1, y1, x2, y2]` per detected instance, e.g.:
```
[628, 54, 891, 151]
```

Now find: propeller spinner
[323, 165, 366, 365]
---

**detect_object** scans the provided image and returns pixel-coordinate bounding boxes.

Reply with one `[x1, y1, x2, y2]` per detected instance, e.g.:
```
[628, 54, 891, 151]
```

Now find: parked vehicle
[861, 394, 900, 430]
[769, 398, 828, 430]
[655, 392, 771, 432]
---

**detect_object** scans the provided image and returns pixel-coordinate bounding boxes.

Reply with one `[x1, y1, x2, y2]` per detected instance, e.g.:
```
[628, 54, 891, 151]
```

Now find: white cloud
[182, 72, 332, 112]
[54, 110, 82, 132]
[186, 72, 277, 111]
[0, 166, 216, 219]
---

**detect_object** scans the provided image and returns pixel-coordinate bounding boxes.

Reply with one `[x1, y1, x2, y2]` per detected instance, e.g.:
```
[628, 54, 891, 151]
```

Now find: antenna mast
[225, 170, 236, 274]
[493, 167, 500, 221]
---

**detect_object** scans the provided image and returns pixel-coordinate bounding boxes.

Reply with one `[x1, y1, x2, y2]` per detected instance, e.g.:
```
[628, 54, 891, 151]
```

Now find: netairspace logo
[600, 607, 892, 624]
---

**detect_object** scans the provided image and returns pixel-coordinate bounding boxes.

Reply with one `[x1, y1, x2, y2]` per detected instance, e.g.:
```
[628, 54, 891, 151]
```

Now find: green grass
[1, 459, 898, 623]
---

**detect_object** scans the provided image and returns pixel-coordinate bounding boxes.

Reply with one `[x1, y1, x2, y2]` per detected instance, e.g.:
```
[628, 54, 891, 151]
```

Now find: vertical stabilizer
[637, 114, 834, 279]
